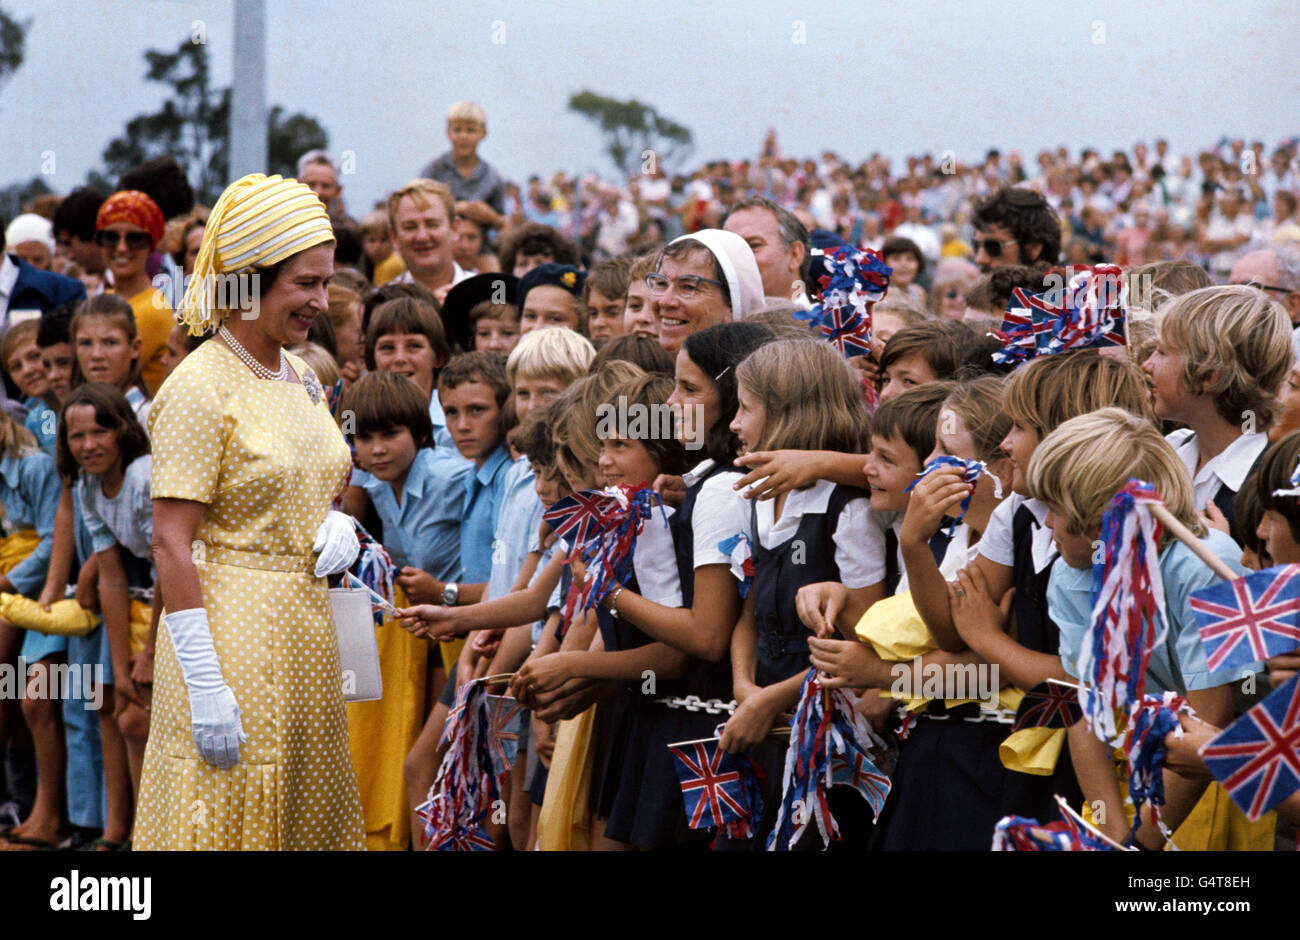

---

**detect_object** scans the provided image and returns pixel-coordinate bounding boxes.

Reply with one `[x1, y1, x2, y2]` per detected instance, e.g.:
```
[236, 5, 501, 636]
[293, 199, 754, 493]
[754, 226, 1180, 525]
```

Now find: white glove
[164, 607, 247, 770]
[313, 510, 360, 577]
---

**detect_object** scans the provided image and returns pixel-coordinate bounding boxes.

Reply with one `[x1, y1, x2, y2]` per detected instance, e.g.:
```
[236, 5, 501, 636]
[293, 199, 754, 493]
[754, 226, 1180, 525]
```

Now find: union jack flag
[1189, 564, 1300, 673]
[992, 812, 1113, 851]
[1201, 673, 1300, 820]
[440, 680, 476, 745]
[432, 823, 496, 852]
[485, 694, 528, 778]
[830, 750, 890, 819]
[668, 738, 752, 831]
[542, 489, 620, 548]
[1012, 681, 1083, 732]
[818, 305, 873, 359]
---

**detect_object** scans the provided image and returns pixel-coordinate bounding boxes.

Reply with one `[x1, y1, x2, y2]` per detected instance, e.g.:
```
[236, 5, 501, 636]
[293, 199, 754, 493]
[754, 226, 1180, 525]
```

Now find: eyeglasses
[95, 230, 152, 250]
[972, 235, 1018, 259]
[1245, 281, 1294, 298]
[644, 272, 727, 299]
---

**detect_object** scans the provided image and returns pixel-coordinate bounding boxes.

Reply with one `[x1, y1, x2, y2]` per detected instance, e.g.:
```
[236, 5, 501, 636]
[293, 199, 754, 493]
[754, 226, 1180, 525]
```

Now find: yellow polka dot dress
[134, 340, 365, 850]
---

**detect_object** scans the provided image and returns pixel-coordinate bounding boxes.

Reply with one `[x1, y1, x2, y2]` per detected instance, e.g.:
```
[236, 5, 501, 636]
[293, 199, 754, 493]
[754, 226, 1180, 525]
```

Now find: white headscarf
[668, 229, 764, 319]
[4, 214, 54, 256]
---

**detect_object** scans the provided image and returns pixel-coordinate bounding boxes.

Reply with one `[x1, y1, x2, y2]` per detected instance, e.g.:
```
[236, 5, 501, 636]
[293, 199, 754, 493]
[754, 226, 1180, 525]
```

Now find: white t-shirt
[749, 479, 884, 588]
[632, 505, 683, 607]
[682, 459, 749, 570]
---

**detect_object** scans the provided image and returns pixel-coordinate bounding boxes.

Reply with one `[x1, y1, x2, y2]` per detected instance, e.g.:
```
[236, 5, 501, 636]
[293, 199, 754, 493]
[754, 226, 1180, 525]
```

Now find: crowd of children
[2, 100, 1300, 851]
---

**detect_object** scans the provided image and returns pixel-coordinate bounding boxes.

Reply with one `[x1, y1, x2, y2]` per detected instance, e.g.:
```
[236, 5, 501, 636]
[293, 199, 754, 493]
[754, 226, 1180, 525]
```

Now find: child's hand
[719, 688, 782, 754]
[795, 581, 849, 636]
[531, 715, 555, 768]
[1164, 713, 1217, 781]
[113, 674, 146, 715]
[396, 567, 441, 604]
[948, 566, 1013, 646]
[808, 636, 887, 688]
[651, 473, 687, 509]
[898, 467, 970, 547]
[130, 649, 154, 687]
[396, 604, 461, 639]
[1200, 499, 1230, 536]
[733, 450, 818, 501]
[516, 652, 575, 695]
[848, 355, 880, 394]
[1266, 651, 1300, 689]
[37, 583, 61, 613]
[471, 628, 504, 656]
[340, 360, 362, 385]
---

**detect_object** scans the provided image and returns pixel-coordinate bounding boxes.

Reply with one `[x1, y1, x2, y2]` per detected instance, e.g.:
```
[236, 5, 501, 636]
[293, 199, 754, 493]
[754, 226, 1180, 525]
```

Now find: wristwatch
[441, 582, 459, 607]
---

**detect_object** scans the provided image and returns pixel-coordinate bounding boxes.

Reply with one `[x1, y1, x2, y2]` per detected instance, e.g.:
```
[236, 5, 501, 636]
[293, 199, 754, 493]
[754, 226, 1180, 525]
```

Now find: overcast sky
[2, 0, 1297, 214]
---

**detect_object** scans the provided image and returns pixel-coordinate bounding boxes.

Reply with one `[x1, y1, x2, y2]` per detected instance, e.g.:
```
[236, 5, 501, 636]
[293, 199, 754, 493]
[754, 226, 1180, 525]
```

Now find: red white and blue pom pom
[717, 532, 755, 598]
[1121, 691, 1193, 843]
[1080, 480, 1169, 743]
[989, 266, 1127, 366]
[422, 678, 525, 851]
[543, 483, 667, 627]
[350, 519, 397, 625]
[904, 455, 998, 537]
[802, 244, 892, 409]
[767, 669, 892, 851]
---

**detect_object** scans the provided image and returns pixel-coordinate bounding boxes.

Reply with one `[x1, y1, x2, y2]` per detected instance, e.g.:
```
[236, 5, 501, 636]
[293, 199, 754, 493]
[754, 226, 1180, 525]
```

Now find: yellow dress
[134, 340, 365, 850]
[346, 584, 427, 851]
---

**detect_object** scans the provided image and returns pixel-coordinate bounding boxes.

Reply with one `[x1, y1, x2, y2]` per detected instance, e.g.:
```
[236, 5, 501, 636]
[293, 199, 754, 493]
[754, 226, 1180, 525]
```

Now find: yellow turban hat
[179, 173, 334, 335]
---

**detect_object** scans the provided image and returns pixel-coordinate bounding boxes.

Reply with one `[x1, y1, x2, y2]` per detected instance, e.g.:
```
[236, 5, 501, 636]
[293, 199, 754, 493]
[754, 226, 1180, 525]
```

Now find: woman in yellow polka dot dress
[134, 174, 365, 850]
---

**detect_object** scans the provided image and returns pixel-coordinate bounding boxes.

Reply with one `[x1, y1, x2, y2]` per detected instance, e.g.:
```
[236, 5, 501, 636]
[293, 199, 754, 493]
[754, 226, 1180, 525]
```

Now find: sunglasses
[95, 230, 152, 250]
[973, 235, 1018, 259]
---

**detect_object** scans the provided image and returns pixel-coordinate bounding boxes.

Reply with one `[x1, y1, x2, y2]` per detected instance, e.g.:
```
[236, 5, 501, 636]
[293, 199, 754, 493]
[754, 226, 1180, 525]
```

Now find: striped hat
[179, 173, 334, 334]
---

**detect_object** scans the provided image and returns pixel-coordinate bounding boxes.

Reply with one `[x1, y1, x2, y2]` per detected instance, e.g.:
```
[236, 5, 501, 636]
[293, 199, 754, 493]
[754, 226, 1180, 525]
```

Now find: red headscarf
[95, 190, 166, 248]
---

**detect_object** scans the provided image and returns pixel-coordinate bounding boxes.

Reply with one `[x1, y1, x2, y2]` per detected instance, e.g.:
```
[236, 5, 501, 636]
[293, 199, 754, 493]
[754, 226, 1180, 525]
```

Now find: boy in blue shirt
[338, 369, 470, 851]
[1027, 406, 1261, 851]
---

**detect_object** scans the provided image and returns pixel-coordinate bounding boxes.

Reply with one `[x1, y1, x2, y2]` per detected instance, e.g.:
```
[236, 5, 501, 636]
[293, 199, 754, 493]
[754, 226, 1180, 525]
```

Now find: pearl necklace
[219, 326, 288, 381]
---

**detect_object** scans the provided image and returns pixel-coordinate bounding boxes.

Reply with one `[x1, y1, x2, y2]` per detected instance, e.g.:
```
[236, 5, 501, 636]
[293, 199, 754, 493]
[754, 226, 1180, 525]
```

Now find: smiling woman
[94, 191, 174, 396]
[133, 174, 365, 851]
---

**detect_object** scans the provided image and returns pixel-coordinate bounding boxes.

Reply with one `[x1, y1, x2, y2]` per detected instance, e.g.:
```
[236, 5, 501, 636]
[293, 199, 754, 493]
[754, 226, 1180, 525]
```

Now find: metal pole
[229, 0, 267, 180]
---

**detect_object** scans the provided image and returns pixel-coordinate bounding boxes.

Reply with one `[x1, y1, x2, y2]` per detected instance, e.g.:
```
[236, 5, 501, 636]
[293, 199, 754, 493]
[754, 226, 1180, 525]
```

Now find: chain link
[653, 694, 737, 715]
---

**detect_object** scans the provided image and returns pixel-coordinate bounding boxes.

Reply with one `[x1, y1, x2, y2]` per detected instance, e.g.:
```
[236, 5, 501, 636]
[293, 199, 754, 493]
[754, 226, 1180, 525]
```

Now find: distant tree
[567, 91, 693, 177]
[0, 5, 29, 99]
[99, 38, 329, 203]
[0, 176, 51, 225]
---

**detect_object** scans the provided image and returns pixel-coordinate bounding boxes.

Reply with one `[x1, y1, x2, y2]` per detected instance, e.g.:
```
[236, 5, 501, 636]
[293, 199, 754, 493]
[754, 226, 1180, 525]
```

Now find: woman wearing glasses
[648, 229, 764, 354]
[93, 191, 175, 396]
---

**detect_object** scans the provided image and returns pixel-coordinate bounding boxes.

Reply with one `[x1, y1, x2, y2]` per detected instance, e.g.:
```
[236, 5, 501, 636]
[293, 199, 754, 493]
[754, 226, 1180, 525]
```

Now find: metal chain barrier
[653, 694, 737, 715]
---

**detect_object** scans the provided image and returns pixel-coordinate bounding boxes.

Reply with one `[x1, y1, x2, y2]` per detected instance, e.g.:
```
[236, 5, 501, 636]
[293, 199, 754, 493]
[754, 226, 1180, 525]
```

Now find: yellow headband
[179, 173, 334, 335]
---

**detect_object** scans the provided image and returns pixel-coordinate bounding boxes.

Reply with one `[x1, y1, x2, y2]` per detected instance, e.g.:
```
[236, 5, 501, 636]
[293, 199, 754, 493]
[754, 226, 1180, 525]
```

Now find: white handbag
[329, 585, 383, 703]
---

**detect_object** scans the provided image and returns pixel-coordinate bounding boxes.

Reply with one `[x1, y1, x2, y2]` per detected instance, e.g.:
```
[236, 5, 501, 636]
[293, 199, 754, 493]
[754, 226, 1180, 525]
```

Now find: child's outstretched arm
[398, 548, 567, 638]
[595, 563, 740, 662]
[732, 449, 869, 501]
